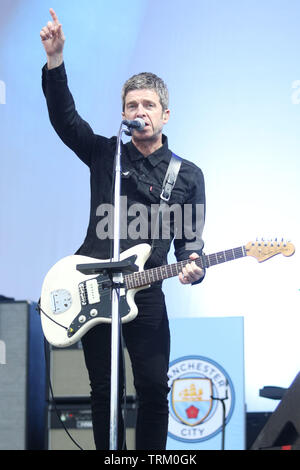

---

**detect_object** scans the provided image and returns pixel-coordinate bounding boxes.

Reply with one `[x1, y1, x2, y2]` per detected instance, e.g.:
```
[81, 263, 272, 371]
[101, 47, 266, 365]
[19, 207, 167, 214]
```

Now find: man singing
[40, 8, 206, 450]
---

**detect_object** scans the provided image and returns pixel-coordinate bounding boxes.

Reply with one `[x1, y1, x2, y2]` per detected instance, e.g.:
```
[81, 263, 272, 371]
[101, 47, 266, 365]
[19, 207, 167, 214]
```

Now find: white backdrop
[1, 0, 299, 412]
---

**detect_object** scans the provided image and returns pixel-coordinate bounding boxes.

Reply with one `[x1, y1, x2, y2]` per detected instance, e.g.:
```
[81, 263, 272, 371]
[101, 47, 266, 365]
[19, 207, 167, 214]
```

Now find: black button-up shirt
[42, 63, 205, 282]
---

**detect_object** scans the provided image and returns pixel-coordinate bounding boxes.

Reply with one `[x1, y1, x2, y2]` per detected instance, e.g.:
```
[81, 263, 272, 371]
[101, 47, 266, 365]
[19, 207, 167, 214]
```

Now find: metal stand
[109, 121, 126, 450]
[77, 120, 142, 449]
[108, 121, 141, 449]
[211, 380, 229, 450]
[78, 122, 127, 449]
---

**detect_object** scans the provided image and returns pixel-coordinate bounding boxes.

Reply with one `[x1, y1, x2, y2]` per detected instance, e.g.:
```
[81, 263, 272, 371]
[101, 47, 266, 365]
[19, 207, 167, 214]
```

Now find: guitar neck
[125, 245, 247, 289]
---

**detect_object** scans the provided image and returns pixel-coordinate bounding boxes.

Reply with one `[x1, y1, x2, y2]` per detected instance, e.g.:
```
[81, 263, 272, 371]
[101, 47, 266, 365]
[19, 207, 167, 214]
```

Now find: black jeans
[81, 286, 170, 450]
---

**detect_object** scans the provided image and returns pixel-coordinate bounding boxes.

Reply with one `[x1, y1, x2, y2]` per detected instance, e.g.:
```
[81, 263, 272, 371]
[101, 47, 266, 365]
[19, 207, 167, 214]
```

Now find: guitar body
[40, 244, 151, 347]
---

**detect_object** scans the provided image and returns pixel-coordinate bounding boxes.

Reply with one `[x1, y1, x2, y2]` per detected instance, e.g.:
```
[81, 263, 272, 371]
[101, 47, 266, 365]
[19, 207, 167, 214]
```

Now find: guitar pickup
[86, 279, 100, 304]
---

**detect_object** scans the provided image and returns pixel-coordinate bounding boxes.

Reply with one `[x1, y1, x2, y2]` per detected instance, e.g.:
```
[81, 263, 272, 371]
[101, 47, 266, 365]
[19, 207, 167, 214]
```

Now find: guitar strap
[151, 152, 182, 251]
[160, 153, 182, 203]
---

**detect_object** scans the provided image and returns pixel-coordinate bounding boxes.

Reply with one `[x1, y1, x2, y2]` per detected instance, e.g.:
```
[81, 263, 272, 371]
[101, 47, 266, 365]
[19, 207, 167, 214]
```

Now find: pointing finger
[49, 8, 59, 25]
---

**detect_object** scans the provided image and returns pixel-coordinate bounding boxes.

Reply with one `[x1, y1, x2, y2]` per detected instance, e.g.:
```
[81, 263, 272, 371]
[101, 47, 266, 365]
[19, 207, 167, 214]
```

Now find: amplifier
[47, 401, 137, 450]
[48, 342, 136, 400]
[0, 301, 46, 450]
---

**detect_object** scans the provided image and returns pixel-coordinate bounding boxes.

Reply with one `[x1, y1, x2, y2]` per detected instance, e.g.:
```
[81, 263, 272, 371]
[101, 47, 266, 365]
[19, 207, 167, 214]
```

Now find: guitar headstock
[245, 239, 295, 262]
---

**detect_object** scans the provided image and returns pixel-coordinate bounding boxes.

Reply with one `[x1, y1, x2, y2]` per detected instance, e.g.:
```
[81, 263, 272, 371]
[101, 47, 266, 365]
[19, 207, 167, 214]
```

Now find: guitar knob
[79, 315, 86, 323]
[90, 309, 98, 317]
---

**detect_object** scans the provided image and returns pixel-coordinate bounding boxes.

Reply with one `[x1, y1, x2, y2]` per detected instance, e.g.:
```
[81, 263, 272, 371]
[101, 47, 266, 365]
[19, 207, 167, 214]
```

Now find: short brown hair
[122, 72, 169, 111]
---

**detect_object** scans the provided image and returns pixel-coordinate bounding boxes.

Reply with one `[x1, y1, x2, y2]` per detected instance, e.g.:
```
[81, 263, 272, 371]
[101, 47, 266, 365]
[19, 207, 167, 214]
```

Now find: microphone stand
[76, 120, 139, 450]
[109, 121, 126, 450]
[211, 380, 229, 450]
[109, 120, 141, 449]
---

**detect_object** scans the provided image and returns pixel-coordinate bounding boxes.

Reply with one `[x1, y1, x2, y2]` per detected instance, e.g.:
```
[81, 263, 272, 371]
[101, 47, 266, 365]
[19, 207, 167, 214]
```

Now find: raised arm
[40, 8, 65, 70]
[40, 9, 100, 166]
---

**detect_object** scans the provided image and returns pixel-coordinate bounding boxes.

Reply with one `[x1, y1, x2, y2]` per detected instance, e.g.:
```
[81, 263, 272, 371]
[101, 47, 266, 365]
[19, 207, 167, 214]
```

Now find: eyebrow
[126, 99, 157, 107]
[126, 100, 137, 106]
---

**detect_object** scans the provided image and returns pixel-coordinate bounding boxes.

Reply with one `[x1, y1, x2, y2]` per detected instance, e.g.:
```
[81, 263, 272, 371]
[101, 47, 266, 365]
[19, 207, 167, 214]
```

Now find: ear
[162, 108, 170, 124]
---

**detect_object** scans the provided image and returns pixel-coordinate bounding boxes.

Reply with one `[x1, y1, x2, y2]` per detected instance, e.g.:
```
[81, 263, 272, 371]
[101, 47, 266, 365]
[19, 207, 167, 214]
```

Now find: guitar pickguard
[67, 272, 131, 339]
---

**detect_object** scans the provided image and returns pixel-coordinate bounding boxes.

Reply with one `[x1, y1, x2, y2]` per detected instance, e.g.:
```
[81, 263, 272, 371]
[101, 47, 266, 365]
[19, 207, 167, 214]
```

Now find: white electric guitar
[39, 240, 295, 348]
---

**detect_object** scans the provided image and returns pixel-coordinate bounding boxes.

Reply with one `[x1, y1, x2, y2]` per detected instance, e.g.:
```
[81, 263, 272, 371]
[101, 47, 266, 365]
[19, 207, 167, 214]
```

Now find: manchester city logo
[168, 356, 235, 443]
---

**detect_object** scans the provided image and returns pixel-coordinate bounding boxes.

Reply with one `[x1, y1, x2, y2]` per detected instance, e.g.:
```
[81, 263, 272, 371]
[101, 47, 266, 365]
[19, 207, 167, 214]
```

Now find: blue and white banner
[167, 317, 245, 450]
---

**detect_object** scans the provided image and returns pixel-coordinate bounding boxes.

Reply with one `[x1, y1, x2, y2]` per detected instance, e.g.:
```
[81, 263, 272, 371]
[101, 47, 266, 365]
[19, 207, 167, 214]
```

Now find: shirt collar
[125, 134, 170, 167]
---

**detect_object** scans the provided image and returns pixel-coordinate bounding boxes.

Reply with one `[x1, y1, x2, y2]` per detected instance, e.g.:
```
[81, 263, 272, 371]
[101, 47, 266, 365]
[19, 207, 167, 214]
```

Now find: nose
[136, 103, 146, 118]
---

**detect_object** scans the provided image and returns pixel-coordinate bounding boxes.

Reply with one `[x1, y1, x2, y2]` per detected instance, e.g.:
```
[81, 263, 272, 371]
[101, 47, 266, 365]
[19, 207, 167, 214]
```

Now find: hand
[40, 8, 65, 64]
[178, 253, 204, 285]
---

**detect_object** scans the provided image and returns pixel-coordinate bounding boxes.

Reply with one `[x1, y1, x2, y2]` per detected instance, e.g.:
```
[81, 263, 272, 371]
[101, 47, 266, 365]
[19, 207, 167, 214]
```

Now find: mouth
[135, 122, 150, 132]
[132, 120, 152, 135]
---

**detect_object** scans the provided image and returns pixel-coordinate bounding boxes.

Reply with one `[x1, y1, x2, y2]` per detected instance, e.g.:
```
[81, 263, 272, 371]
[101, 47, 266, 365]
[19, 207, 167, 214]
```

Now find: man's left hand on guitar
[178, 253, 205, 285]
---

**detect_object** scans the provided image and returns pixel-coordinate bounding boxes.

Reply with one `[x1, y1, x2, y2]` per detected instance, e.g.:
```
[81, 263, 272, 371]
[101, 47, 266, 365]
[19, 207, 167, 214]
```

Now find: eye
[127, 103, 137, 110]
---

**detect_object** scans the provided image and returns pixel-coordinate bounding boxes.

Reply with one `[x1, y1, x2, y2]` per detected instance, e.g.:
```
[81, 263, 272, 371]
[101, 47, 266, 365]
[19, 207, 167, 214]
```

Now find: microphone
[122, 118, 146, 131]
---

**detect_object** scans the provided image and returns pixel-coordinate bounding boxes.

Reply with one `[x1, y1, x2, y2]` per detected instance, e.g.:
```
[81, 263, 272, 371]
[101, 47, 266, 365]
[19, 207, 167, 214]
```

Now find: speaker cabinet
[48, 343, 90, 399]
[47, 401, 137, 450]
[46, 339, 137, 449]
[251, 372, 300, 450]
[48, 342, 136, 400]
[0, 301, 46, 450]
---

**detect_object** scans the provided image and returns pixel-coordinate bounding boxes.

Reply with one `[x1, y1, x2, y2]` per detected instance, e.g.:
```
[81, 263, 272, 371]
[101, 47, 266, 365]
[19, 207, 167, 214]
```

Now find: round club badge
[168, 356, 235, 443]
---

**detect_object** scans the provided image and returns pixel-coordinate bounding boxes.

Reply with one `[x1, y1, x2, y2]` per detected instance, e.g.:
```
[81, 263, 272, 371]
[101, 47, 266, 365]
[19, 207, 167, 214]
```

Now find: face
[122, 89, 170, 143]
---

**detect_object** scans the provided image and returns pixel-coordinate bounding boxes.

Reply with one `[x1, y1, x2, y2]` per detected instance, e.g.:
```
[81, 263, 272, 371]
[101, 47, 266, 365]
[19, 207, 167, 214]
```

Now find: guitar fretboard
[124, 245, 246, 289]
